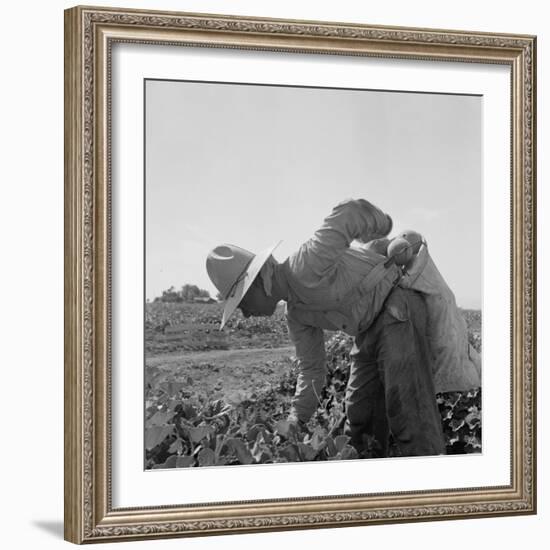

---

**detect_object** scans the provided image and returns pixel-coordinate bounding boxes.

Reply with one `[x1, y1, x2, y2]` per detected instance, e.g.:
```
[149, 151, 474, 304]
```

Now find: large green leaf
[274, 420, 291, 436]
[168, 438, 183, 454]
[324, 436, 337, 457]
[297, 442, 317, 461]
[145, 425, 174, 451]
[148, 410, 170, 426]
[308, 427, 327, 451]
[226, 438, 253, 465]
[334, 435, 350, 453]
[187, 425, 210, 443]
[338, 445, 359, 460]
[198, 447, 216, 467]
[163, 455, 177, 468]
[280, 444, 299, 462]
[176, 455, 195, 468]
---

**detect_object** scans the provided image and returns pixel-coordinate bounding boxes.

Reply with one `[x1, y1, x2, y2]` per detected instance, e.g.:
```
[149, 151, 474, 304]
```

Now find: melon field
[145, 301, 482, 469]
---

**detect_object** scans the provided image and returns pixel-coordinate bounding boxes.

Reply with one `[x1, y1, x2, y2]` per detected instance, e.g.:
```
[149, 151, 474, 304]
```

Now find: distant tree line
[154, 284, 217, 303]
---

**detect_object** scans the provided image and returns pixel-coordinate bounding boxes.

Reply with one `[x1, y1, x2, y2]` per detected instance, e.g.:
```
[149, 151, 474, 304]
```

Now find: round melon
[400, 230, 424, 254]
[387, 237, 414, 265]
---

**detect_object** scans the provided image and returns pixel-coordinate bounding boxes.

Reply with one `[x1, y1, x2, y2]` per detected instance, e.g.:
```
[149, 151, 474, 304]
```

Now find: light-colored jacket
[281, 198, 481, 422]
[400, 245, 481, 393]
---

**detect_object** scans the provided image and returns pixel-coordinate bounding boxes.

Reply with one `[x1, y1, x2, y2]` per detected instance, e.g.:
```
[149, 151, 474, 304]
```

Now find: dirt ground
[146, 346, 295, 405]
[145, 302, 481, 409]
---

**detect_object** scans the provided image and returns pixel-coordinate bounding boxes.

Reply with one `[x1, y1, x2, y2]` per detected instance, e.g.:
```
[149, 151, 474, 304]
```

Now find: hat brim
[220, 241, 281, 329]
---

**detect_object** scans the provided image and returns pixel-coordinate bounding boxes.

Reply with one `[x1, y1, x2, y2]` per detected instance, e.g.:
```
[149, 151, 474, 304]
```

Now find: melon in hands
[387, 237, 414, 265]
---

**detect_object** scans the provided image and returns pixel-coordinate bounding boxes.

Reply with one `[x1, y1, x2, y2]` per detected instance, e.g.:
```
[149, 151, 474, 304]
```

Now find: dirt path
[146, 346, 296, 403]
[146, 345, 295, 367]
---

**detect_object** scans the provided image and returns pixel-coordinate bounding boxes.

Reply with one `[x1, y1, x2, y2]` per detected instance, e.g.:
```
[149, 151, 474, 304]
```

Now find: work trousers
[344, 287, 446, 457]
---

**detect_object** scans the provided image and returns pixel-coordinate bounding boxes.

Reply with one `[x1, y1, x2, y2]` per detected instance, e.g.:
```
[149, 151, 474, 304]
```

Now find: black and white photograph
[59, 3, 538, 545]
[144, 79, 482, 469]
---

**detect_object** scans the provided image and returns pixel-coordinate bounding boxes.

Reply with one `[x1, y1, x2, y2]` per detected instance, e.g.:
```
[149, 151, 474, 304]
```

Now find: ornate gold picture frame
[64, 5, 536, 544]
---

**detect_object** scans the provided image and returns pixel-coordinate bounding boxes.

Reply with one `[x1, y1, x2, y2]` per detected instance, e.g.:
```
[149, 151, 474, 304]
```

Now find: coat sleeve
[286, 311, 326, 423]
[290, 199, 393, 285]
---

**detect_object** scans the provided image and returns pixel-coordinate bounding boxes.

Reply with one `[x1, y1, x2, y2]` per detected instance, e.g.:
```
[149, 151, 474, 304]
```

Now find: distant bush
[155, 284, 212, 303]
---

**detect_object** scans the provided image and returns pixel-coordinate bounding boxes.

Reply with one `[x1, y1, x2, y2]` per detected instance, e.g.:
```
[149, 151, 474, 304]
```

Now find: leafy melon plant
[145, 321, 481, 469]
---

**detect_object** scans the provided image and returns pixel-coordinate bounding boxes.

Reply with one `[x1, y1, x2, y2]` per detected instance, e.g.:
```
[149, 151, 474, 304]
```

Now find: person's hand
[361, 237, 390, 256]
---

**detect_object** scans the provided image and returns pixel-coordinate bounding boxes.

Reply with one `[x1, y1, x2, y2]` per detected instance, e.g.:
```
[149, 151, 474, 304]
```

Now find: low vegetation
[145, 301, 481, 469]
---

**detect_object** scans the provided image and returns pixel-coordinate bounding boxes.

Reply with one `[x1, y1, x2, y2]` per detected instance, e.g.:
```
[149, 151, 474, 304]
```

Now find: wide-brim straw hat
[206, 241, 281, 329]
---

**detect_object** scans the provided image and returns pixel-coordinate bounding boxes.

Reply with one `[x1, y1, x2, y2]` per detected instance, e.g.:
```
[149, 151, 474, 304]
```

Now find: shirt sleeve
[290, 198, 393, 285]
[286, 311, 326, 423]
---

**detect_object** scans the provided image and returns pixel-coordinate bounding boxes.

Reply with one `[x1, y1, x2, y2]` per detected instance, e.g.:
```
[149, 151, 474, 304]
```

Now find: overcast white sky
[145, 80, 482, 308]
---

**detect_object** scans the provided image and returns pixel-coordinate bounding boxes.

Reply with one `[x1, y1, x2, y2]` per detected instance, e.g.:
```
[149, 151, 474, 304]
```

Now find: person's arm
[286, 312, 326, 424]
[290, 198, 393, 282]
